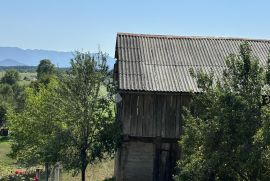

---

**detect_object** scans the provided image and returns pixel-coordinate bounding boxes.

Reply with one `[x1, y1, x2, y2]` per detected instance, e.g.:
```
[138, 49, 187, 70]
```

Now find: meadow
[0, 137, 114, 180]
[0, 71, 36, 86]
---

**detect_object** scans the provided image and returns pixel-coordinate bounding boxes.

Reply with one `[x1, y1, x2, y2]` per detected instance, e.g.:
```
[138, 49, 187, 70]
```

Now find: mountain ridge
[0, 47, 115, 68]
[0, 58, 25, 66]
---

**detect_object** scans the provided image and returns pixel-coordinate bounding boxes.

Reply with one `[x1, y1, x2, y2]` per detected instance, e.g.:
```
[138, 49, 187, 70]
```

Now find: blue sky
[0, 0, 270, 56]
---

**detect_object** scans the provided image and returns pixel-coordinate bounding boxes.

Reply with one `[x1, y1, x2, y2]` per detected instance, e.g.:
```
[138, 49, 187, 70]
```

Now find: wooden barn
[113, 33, 270, 181]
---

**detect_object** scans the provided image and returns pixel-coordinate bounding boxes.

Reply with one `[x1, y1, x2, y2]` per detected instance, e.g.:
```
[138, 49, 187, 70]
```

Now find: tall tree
[174, 43, 270, 180]
[36, 59, 55, 81]
[0, 69, 25, 121]
[1, 69, 19, 85]
[8, 79, 63, 181]
[0, 104, 6, 127]
[59, 51, 120, 181]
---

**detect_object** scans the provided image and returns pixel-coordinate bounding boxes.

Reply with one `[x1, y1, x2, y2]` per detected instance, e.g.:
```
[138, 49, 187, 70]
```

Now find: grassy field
[0, 72, 4, 79]
[0, 138, 17, 177]
[62, 160, 114, 181]
[0, 71, 36, 86]
[18, 72, 37, 86]
[0, 137, 114, 180]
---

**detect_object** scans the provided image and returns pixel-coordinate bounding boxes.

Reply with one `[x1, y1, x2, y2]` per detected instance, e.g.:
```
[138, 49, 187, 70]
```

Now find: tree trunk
[81, 149, 88, 181]
[45, 162, 49, 181]
[82, 167, 86, 181]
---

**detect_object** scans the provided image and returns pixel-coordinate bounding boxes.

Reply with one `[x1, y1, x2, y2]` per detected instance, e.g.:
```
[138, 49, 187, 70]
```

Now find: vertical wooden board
[156, 95, 162, 137]
[116, 95, 122, 123]
[153, 95, 158, 137]
[144, 95, 154, 137]
[130, 94, 138, 135]
[165, 96, 172, 138]
[149, 95, 154, 137]
[122, 94, 131, 135]
[142, 95, 147, 136]
[120, 94, 126, 134]
[170, 95, 176, 138]
[137, 94, 144, 136]
[161, 95, 166, 137]
[175, 95, 181, 137]
[164, 96, 169, 138]
[171, 95, 177, 138]
[143, 95, 149, 136]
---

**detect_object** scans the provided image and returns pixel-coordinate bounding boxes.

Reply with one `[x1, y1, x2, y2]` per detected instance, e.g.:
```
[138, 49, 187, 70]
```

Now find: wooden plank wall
[114, 141, 154, 181]
[118, 93, 191, 138]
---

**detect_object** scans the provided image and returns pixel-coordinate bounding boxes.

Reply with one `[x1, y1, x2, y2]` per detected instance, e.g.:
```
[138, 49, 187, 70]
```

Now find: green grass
[0, 72, 4, 79]
[0, 71, 36, 86]
[62, 159, 114, 181]
[18, 72, 37, 86]
[0, 137, 17, 177]
[0, 141, 13, 165]
[0, 139, 114, 180]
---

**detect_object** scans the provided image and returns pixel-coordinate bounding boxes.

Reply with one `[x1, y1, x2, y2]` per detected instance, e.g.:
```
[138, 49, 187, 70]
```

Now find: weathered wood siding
[118, 93, 191, 138]
[115, 93, 191, 181]
[114, 141, 154, 181]
[115, 140, 180, 181]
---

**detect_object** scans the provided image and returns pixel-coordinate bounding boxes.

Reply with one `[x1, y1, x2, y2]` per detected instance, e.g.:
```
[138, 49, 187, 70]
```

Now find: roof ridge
[117, 32, 270, 42]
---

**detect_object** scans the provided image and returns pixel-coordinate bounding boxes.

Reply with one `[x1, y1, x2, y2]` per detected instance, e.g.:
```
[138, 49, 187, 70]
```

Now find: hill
[0, 59, 25, 66]
[0, 47, 115, 68]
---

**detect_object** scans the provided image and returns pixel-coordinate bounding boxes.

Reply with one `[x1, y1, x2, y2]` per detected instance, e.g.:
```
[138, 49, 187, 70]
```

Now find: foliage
[0, 70, 26, 127]
[2, 52, 119, 181]
[58, 51, 120, 181]
[174, 43, 270, 181]
[36, 59, 55, 82]
[6, 51, 120, 181]
[0, 104, 7, 127]
[7, 79, 63, 168]
[1, 70, 19, 85]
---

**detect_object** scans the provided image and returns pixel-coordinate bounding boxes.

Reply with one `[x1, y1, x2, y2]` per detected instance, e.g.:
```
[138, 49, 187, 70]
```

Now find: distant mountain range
[0, 58, 26, 66]
[0, 47, 115, 68]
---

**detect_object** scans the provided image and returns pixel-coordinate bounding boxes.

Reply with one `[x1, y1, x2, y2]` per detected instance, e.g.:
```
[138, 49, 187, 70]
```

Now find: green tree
[0, 70, 25, 128]
[36, 59, 55, 81]
[8, 78, 63, 181]
[0, 83, 25, 111]
[0, 104, 7, 127]
[174, 43, 270, 181]
[58, 51, 120, 181]
[1, 69, 19, 85]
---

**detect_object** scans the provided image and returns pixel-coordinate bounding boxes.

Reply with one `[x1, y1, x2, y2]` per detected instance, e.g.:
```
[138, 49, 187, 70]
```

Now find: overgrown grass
[0, 71, 36, 86]
[62, 159, 114, 181]
[18, 72, 36, 86]
[0, 72, 4, 79]
[0, 139, 114, 180]
[0, 137, 17, 177]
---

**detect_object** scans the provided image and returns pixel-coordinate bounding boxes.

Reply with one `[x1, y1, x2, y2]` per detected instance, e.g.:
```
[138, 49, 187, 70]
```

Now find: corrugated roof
[114, 33, 270, 92]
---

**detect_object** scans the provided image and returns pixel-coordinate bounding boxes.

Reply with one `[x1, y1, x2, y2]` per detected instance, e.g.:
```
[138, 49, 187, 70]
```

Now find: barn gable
[115, 33, 270, 92]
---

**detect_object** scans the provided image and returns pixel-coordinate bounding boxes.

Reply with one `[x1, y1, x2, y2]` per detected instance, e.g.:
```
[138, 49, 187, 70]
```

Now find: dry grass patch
[62, 159, 114, 181]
